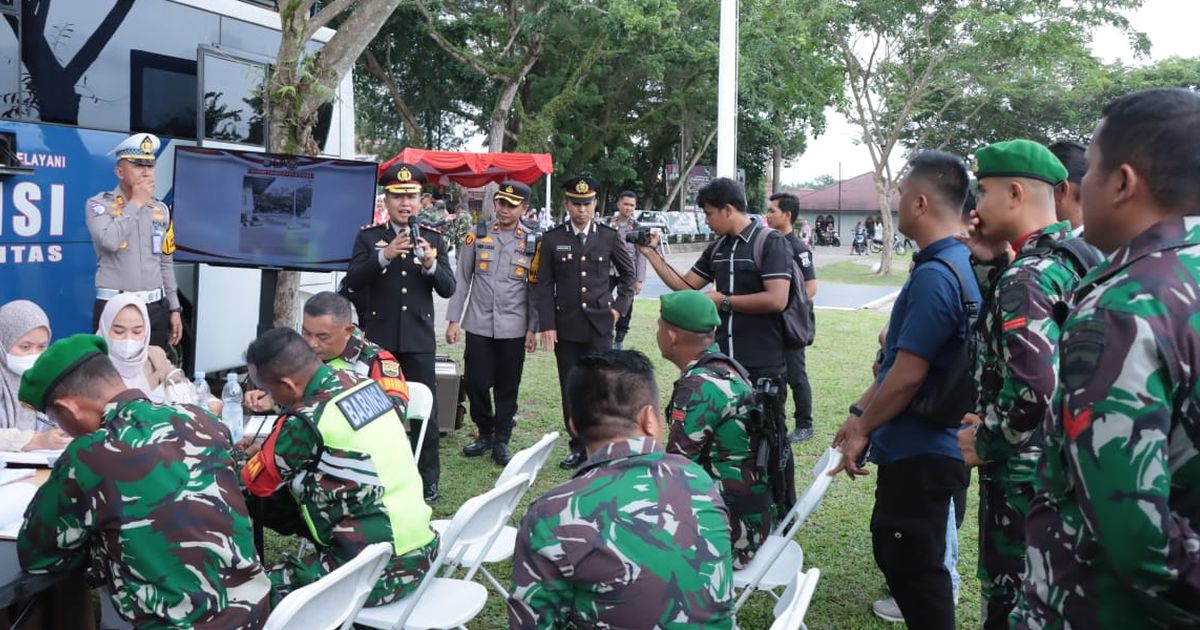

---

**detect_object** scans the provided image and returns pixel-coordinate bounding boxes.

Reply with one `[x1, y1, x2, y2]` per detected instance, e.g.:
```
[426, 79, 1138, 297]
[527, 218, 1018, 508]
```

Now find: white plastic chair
[767, 568, 821, 630]
[430, 431, 559, 597]
[355, 473, 530, 630]
[733, 447, 839, 610]
[407, 382, 435, 457]
[264, 542, 393, 630]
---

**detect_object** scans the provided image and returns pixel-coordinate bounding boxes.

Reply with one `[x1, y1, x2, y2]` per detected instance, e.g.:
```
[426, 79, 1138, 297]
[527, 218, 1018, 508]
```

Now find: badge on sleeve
[91, 203, 106, 215]
[380, 360, 401, 377]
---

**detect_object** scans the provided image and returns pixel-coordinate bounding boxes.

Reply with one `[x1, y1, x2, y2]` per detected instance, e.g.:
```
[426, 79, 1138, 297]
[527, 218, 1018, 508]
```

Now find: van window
[131, 51, 197, 139]
[201, 51, 266, 147]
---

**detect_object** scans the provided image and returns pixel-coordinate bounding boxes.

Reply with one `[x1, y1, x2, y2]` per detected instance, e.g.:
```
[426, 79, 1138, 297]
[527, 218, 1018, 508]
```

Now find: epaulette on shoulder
[361, 222, 386, 231]
[546, 223, 566, 233]
[419, 224, 443, 234]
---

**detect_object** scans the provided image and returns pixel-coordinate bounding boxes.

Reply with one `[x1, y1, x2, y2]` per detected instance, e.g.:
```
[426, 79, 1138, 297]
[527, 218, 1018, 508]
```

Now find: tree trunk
[771, 145, 782, 195]
[872, 171, 894, 275]
[659, 126, 718, 212]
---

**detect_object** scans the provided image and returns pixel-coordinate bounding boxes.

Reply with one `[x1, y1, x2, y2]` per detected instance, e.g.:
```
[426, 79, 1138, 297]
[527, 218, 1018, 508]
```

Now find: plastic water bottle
[221, 373, 244, 443]
[192, 371, 210, 403]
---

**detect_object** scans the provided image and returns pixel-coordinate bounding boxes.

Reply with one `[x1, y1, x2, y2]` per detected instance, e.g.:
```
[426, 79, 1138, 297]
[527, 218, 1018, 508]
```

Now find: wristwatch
[848, 404, 864, 417]
[719, 295, 732, 313]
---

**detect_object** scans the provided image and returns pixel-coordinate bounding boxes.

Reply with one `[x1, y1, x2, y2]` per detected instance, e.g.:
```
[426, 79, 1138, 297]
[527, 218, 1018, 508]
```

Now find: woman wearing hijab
[0, 300, 72, 451]
[96, 294, 176, 402]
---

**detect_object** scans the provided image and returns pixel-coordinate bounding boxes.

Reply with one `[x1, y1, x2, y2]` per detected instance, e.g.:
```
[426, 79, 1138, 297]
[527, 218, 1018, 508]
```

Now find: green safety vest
[300, 378, 433, 556]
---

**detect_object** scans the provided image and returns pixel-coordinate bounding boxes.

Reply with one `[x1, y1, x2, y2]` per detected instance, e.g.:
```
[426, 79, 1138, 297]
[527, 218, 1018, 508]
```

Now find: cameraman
[607, 191, 646, 349]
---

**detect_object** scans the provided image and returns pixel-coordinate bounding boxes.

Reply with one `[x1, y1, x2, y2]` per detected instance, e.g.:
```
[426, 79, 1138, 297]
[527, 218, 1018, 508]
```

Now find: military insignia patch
[575, 179, 590, 194]
[91, 203, 106, 215]
[380, 360, 401, 377]
[139, 135, 154, 154]
[375, 240, 388, 248]
[244, 455, 264, 481]
[464, 232, 475, 246]
[398, 166, 413, 181]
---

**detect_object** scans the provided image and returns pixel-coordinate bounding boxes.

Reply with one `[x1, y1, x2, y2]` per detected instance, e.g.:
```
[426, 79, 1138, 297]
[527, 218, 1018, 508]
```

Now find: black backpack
[747, 228, 816, 347]
[908, 254, 980, 427]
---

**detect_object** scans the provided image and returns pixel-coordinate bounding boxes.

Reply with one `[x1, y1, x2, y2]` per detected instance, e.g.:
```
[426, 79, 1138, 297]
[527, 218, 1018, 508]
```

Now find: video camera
[624, 227, 654, 246]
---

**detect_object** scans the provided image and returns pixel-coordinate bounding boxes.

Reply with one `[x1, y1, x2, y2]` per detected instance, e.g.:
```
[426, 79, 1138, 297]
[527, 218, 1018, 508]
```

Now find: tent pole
[545, 175, 552, 223]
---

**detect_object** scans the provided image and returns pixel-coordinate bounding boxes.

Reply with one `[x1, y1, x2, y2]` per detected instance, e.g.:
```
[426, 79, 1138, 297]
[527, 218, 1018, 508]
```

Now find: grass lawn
[818, 261, 911, 288]
[264, 301, 981, 629]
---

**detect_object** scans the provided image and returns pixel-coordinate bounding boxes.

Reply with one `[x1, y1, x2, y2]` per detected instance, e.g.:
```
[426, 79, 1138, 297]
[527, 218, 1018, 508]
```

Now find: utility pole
[715, 0, 738, 178]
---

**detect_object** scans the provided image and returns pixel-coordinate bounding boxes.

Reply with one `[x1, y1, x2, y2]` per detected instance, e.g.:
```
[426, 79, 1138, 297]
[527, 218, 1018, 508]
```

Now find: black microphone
[408, 216, 425, 259]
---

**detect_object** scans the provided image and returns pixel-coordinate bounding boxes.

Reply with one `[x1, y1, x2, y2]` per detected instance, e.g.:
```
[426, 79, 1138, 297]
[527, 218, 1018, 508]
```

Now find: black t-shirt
[691, 222, 791, 377]
[784, 232, 817, 282]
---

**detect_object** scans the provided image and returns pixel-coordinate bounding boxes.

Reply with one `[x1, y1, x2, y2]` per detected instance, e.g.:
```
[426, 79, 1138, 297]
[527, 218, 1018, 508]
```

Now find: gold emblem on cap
[398, 167, 412, 182]
[504, 185, 514, 193]
[575, 180, 590, 194]
[139, 136, 154, 154]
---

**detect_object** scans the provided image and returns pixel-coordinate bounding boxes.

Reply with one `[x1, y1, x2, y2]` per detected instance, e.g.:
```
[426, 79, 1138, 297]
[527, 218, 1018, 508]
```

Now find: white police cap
[110, 133, 160, 164]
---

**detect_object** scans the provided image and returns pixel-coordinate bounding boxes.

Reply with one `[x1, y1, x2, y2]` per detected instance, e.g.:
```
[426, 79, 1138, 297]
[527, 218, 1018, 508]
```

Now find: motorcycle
[869, 234, 910, 256]
[852, 228, 867, 255]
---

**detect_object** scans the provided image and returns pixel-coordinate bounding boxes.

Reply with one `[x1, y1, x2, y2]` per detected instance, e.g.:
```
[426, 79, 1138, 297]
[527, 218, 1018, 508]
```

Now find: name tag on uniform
[337, 382, 393, 431]
[555, 245, 572, 252]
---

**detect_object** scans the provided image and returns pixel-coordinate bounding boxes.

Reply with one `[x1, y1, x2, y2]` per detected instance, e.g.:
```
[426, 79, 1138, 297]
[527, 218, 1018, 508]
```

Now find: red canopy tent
[378, 148, 554, 189]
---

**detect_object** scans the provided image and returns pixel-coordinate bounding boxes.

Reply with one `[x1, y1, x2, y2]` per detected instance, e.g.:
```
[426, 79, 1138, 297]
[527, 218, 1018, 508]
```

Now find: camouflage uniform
[1015, 218, 1200, 628]
[970, 221, 1085, 627]
[19, 391, 271, 629]
[241, 365, 437, 607]
[331, 327, 410, 424]
[443, 213, 472, 250]
[508, 437, 734, 628]
[665, 345, 773, 570]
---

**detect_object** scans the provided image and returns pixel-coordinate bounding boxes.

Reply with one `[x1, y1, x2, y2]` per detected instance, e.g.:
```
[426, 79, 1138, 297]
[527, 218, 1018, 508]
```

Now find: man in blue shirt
[832, 151, 978, 629]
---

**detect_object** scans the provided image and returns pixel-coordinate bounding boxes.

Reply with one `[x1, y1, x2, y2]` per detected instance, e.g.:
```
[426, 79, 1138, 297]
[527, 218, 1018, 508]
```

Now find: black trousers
[396, 352, 439, 491]
[872, 454, 969, 630]
[784, 346, 813, 431]
[609, 276, 634, 340]
[554, 335, 613, 453]
[463, 332, 526, 444]
[93, 296, 172, 349]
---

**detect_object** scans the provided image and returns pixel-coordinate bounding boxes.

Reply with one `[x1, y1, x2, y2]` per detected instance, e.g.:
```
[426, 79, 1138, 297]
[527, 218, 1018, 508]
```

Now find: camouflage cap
[973, 139, 1068, 186]
[19, 334, 109, 411]
[660, 290, 720, 333]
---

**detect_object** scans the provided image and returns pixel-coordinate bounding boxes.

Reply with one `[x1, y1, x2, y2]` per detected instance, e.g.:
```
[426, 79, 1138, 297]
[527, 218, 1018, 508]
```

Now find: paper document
[0, 469, 35, 486]
[1, 449, 63, 468]
[0, 482, 37, 539]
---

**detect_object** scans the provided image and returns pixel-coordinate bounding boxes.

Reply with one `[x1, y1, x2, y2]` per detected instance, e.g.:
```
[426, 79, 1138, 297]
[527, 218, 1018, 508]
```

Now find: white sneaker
[872, 598, 904, 623]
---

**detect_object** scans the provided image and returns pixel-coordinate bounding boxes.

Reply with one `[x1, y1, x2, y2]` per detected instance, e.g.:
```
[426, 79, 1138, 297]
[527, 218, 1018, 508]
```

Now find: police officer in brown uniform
[345, 162, 455, 503]
[85, 133, 182, 350]
[446, 181, 540, 465]
[531, 176, 636, 469]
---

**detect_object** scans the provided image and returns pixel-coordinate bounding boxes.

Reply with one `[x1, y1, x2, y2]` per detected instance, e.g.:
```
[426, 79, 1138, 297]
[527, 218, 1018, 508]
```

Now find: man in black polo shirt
[766, 192, 818, 443]
[638, 179, 794, 507]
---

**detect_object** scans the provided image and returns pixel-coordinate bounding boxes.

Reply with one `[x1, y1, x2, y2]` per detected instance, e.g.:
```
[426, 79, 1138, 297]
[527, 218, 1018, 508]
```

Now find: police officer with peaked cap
[530, 175, 636, 469]
[344, 161, 455, 504]
[446, 180, 540, 465]
[85, 133, 182, 350]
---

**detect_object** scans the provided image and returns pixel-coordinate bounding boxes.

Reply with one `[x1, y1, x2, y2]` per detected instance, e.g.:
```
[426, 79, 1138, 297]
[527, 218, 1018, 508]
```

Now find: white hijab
[96, 294, 154, 397]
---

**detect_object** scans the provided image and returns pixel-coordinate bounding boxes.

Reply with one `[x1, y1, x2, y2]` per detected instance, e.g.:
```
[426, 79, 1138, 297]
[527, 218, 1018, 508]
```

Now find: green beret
[973, 139, 1068, 186]
[660, 290, 720, 333]
[19, 334, 108, 412]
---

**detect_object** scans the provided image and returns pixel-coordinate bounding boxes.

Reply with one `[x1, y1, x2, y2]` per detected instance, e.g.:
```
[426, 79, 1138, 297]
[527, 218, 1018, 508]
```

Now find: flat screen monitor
[172, 147, 376, 271]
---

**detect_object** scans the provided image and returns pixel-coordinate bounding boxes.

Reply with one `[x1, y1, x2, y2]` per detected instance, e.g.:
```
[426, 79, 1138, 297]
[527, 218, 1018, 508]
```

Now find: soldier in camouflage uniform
[957, 140, 1091, 628]
[657, 290, 773, 569]
[241, 328, 436, 607]
[1014, 88, 1200, 628]
[509, 350, 733, 628]
[443, 203, 473, 252]
[244, 291, 409, 423]
[17, 334, 271, 629]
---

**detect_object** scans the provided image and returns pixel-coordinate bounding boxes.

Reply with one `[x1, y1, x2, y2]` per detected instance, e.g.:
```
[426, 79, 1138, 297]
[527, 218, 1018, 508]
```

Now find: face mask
[110, 339, 144, 360]
[5, 352, 40, 376]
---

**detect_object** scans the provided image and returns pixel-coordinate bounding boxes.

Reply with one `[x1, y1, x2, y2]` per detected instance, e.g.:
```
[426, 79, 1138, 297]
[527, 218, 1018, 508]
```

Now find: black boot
[559, 450, 587, 470]
[492, 441, 512, 466]
[463, 433, 493, 457]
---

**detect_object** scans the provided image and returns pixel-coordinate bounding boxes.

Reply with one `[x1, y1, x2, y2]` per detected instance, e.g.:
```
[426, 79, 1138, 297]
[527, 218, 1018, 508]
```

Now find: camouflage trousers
[730, 506, 774, 570]
[268, 537, 439, 607]
[978, 470, 1035, 630]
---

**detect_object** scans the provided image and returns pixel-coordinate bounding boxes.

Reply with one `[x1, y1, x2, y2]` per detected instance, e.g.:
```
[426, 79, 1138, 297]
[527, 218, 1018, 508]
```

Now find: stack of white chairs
[732, 447, 840, 612]
[431, 431, 560, 597]
[355, 473, 531, 629]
